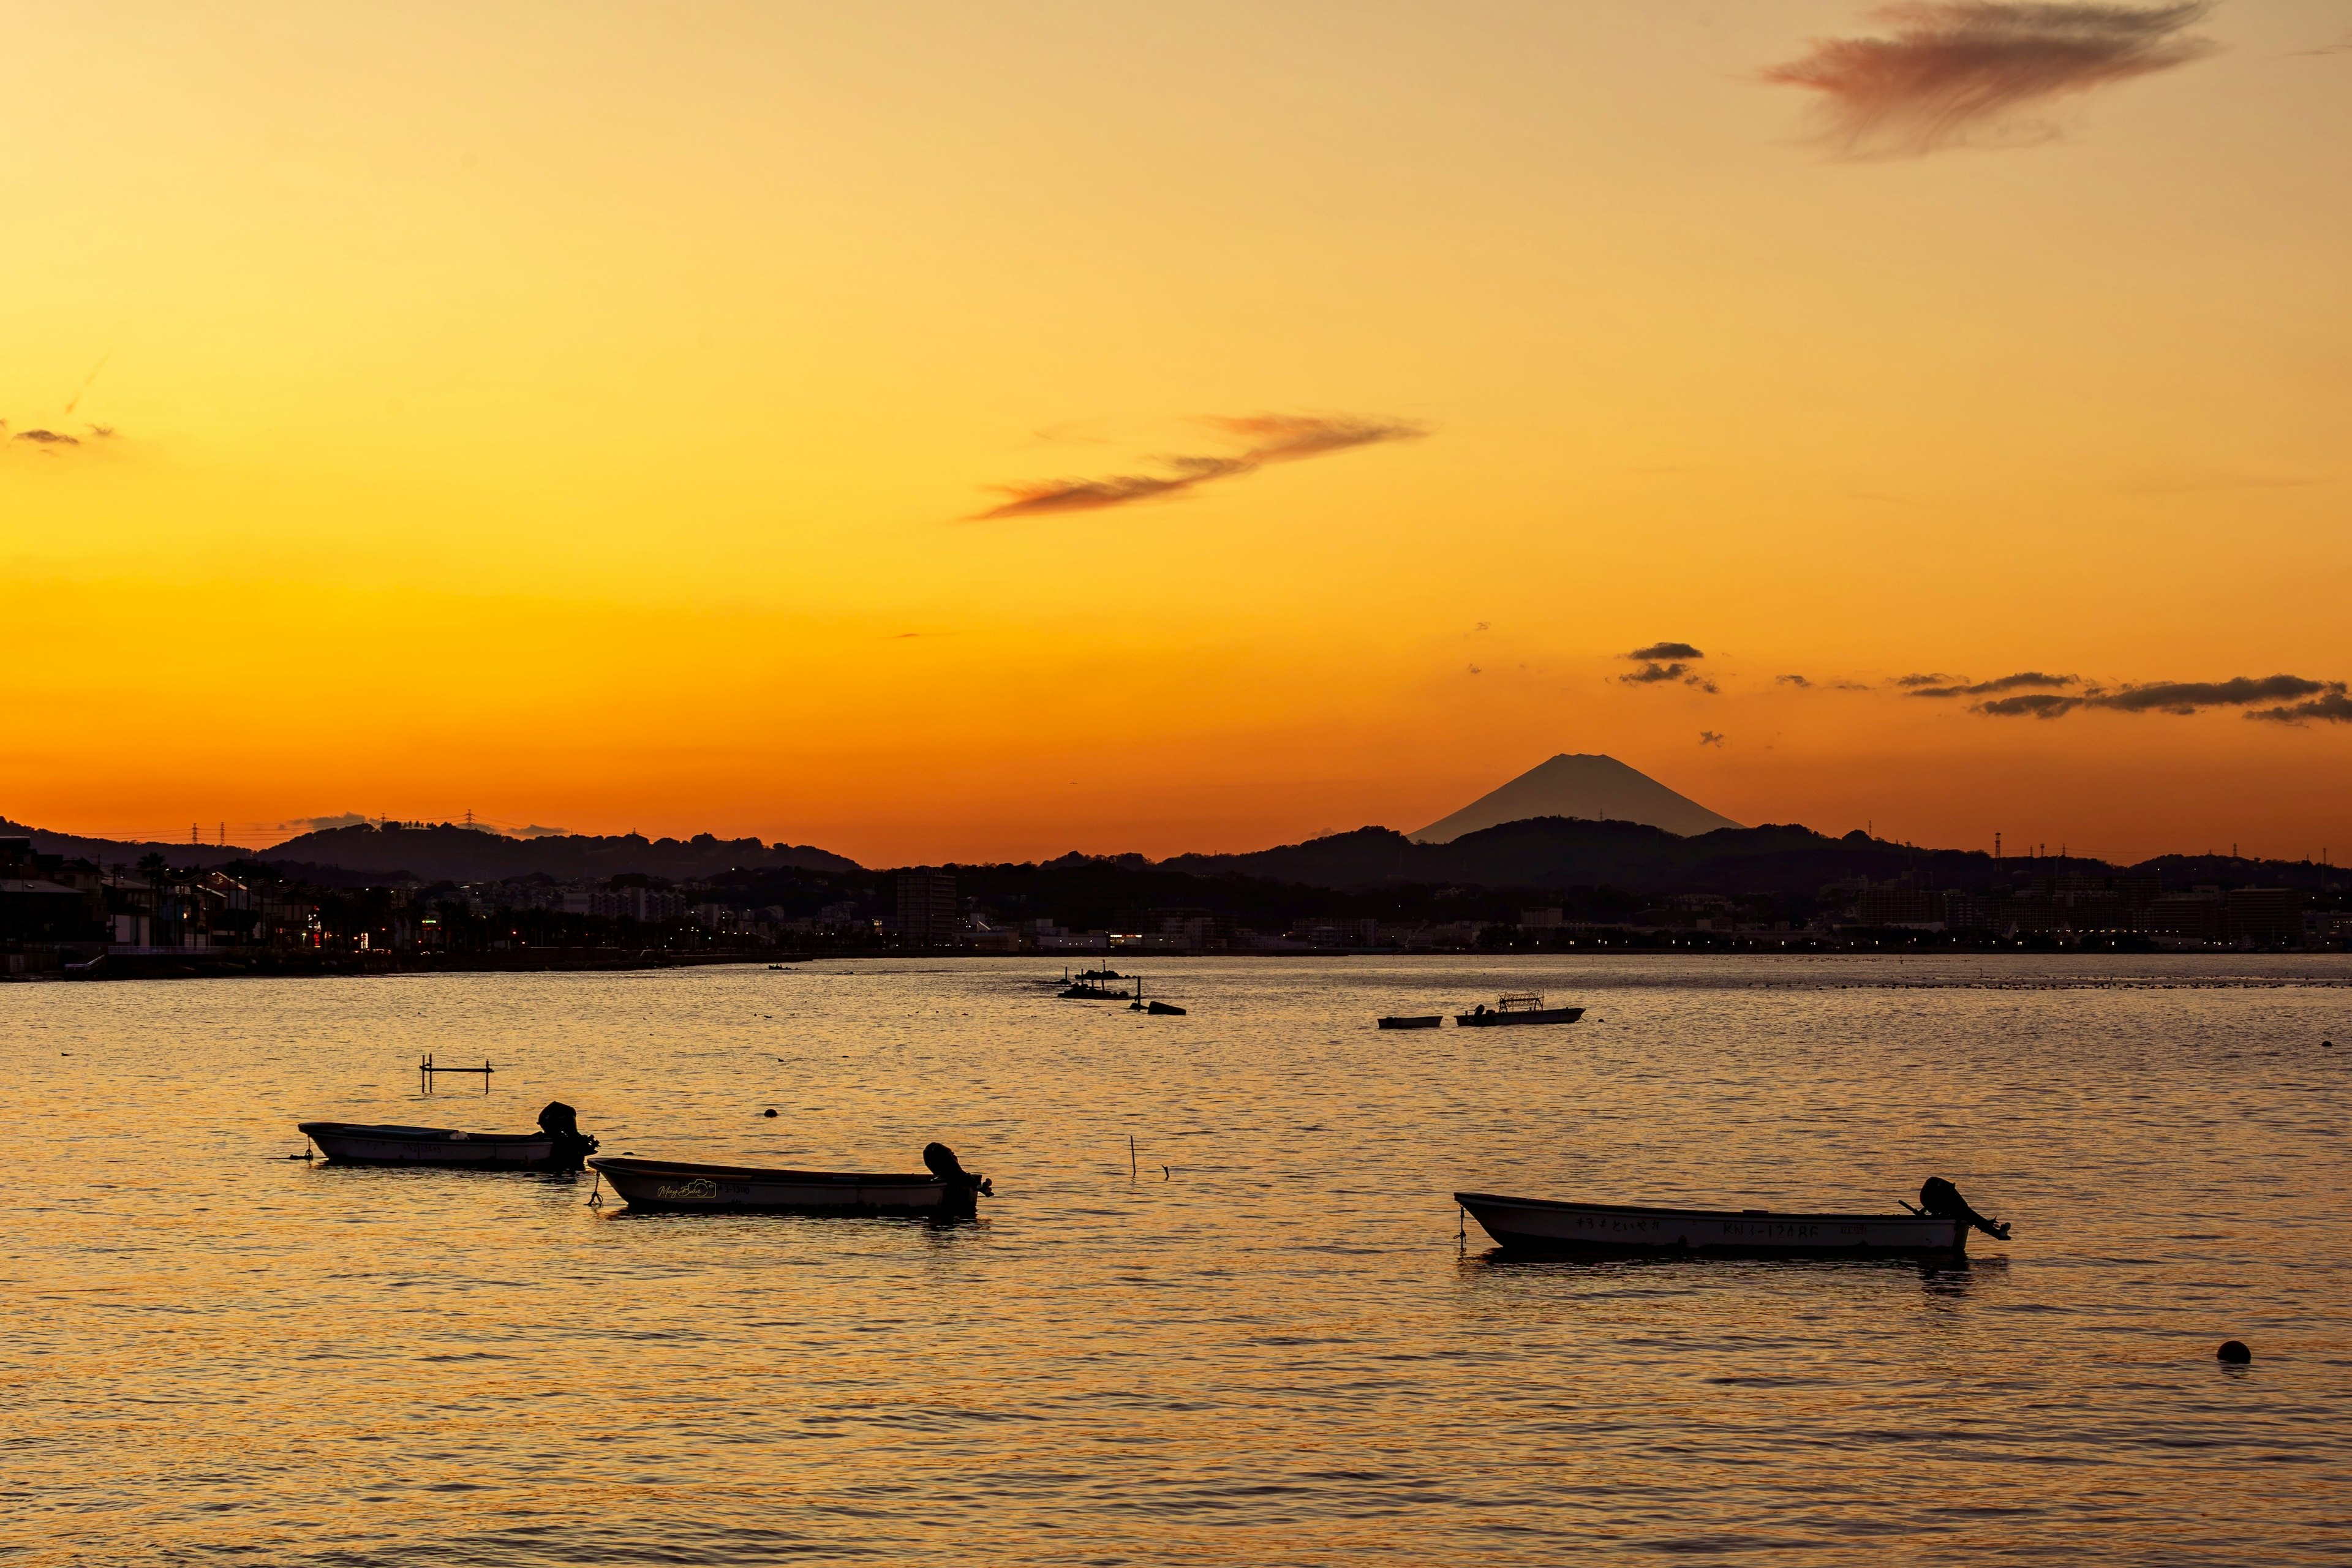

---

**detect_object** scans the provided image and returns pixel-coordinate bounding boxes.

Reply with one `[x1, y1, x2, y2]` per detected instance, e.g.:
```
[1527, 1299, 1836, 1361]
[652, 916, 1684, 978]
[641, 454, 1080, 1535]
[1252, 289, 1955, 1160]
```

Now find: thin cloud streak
[973, 413, 1425, 520]
[1910, 671, 2077, 697]
[1976, 674, 2349, 720]
[1764, 2, 2217, 158]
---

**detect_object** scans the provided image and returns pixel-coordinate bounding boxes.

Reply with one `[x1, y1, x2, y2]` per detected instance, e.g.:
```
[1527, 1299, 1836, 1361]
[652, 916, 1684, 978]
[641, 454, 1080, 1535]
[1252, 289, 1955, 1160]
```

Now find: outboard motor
[923, 1141, 993, 1218]
[1920, 1177, 2011, 1241]
[537, 1101, 600, 1172]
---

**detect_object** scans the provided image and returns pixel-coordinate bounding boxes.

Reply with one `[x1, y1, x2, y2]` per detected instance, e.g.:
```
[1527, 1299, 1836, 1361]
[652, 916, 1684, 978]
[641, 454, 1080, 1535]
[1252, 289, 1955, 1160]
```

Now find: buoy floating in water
[2217, 1340, 2252, 1364]
[763, 1107, 779, 1118]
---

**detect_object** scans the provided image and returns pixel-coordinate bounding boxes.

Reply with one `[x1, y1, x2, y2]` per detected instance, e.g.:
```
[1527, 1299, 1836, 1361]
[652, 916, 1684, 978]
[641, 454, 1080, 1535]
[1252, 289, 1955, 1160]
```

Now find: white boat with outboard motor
[298, 1102, 598, 1170]
[1455, 1178, 2013, 1259]
[587, 1141, 992, 1216]
[1455, 992, 1584, 1028]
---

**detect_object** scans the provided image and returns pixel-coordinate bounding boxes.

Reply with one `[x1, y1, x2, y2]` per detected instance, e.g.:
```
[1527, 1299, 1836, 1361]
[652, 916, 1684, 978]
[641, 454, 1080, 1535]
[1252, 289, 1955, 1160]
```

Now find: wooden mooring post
[420, 1052, 494, 1095]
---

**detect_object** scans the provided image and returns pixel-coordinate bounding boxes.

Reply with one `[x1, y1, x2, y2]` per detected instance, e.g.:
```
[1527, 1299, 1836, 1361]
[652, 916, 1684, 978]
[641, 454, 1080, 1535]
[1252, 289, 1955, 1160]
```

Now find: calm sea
[4, 956, 2347, 1564]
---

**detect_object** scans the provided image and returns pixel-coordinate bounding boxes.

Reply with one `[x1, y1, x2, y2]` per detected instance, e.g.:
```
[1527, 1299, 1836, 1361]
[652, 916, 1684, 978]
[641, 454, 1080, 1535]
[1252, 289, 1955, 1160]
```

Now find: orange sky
[5, 2, 2349, 866]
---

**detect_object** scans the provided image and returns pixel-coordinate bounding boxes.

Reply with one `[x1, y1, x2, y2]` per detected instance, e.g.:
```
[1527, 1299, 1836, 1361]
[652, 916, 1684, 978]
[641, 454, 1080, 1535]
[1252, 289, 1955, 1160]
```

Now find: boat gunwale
[1453, 1189, 1929, 1226]
[300, 1121, 552, 1146]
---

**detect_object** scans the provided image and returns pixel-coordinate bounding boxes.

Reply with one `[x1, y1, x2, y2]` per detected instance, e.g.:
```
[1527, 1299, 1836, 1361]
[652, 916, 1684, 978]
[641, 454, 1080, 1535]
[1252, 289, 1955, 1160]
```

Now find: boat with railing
[1454, 992, 1583, 1027]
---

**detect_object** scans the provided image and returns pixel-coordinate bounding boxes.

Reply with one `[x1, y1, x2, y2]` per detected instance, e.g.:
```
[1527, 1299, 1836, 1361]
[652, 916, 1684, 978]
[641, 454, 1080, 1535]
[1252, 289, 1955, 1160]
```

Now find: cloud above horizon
[1764, 2, 2217, 157]
[1620, 641, 1716, 693]
[1908, 670, 2078, 698]
[973, 412, 1425, 519]
[1973, 674, 2352, 721]
[6, 420, 119, 455]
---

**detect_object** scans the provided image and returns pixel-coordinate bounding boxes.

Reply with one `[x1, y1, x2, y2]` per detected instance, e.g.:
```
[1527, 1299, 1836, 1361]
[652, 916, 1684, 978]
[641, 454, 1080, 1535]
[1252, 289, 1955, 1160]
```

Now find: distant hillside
[261, 823, 861, 882]
[1412, 753, 1742, 842]
[1169, 816, 2019, 896]
[2, 819, 257, 870]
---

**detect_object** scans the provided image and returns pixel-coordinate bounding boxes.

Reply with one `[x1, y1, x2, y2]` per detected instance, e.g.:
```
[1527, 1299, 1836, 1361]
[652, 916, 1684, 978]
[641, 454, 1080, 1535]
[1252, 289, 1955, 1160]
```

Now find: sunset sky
[6, 2, 2349, 866]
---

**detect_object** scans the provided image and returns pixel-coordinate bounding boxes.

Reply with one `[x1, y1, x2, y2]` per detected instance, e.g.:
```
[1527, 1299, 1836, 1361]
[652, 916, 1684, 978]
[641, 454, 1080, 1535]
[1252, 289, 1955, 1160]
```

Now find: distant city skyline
[6, 4, 2349, 867]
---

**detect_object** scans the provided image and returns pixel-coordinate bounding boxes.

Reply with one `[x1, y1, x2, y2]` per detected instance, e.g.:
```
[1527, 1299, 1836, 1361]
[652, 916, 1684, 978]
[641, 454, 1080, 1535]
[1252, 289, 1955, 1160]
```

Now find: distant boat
[1378, 1014, 1442, 1030]
[1455, 992, 1584, 1027]
[1145, 1000, 1185, 1016]
[587, 1142, 991, 1217]
[1060, 981, 1129, 1000]
[1456, 1179, 2012, 1259]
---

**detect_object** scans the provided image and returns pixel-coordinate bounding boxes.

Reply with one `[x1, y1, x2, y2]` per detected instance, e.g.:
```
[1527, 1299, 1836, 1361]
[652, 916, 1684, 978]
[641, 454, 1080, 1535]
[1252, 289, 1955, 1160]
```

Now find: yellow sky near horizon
[6, 1, 2350, 865]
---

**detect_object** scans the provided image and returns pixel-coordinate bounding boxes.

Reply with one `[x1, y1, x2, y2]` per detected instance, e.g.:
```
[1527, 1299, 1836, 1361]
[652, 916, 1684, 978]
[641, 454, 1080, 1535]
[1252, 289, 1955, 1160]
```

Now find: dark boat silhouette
[1454, 992, 1584, 1028]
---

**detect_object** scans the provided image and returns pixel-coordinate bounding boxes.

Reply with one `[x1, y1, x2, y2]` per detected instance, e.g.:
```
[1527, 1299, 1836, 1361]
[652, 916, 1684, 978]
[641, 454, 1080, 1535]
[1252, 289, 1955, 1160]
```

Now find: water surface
[4, 956, 2347, 1563]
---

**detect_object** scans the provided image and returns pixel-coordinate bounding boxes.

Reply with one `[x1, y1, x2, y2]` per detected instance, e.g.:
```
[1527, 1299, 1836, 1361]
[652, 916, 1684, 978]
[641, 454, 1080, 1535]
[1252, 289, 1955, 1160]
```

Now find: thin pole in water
[1129, 1135, 1137, 1179]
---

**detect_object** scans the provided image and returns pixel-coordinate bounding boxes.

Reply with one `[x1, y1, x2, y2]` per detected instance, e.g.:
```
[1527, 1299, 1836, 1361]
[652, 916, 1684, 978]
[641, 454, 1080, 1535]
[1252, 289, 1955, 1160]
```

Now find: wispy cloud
[1619, 641, 1717, 693]
[279, 812, 371, 832]
[973, 412, 1425, 520]
[1764, 2, 2217, 157]
[13, 428, 79, 446]
[1909, 670, 2078, 698]
[1776, 673, 1815, 688]
[2250, 693, 2352, 725]
[1976, 674, 2350, 720]
[1977, 692, 2083, 718]
[1894, 672, 1954, 687]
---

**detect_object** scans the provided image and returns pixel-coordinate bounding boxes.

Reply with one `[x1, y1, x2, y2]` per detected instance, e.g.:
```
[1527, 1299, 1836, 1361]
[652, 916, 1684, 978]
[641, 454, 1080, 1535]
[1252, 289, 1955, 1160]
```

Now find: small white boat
[588, 1142, 990, 1216]
[1456, 1179, 2010, 1259]
[1455, 992, 1584, 1028]
[300, 1122, 556, 1168]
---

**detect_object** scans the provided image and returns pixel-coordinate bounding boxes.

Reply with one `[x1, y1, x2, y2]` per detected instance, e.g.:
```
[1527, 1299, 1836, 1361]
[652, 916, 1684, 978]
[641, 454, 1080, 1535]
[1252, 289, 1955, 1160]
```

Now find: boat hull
[1378, 1015, 1443, 1030]
[299, 1122, 556, 1168]
[587, 1156, 960, 1215]
[1455, 1191, 1967, 1257]
[1454, 1006, 1585, 1027]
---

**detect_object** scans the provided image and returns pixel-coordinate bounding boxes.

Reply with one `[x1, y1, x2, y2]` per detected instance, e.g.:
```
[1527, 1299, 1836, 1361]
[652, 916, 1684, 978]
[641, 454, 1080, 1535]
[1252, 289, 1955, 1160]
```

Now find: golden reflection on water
[4, 956, 2348, 1563]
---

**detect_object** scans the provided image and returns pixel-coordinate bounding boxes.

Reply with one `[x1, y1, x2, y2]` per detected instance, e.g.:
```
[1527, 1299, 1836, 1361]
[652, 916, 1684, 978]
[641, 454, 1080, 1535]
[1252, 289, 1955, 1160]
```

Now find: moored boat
[1455, 1178, 2011, 1259]
[587, 1141, 992, 1216]
[299, 1101, 598, 1170]
[1378, 1014, 1442, 1030]
[1455, 992, 1583, 1027]
[301, 1123, 555, 1168]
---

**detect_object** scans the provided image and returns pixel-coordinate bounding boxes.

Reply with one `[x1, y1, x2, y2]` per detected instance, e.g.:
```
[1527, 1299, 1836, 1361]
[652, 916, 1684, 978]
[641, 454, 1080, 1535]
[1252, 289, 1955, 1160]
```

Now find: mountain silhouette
[1411, 753, 1741, 843]
[261, 823, 861, 882]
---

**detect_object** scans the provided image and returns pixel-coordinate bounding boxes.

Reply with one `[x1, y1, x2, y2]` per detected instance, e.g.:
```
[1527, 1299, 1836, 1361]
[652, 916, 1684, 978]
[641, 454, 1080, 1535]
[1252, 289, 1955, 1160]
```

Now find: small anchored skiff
[298, 1102, 598, 1170]
[1455, 992, 1584, 1028]
[1457, 1179, 2011, 1259]
[588, 1142, 991, 1217]
[300, 1123, 556, 1167]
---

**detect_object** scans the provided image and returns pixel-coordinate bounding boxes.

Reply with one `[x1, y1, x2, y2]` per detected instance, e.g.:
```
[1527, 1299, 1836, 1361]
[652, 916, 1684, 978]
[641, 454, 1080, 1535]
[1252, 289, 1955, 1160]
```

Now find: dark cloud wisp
[1619, 641, 1716, 693]
[1909, 670, 2077, 698]
[1764, 2, 2218, 157]
[1976, 673, 2351, 721]
[974, 413, 1424, 520]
